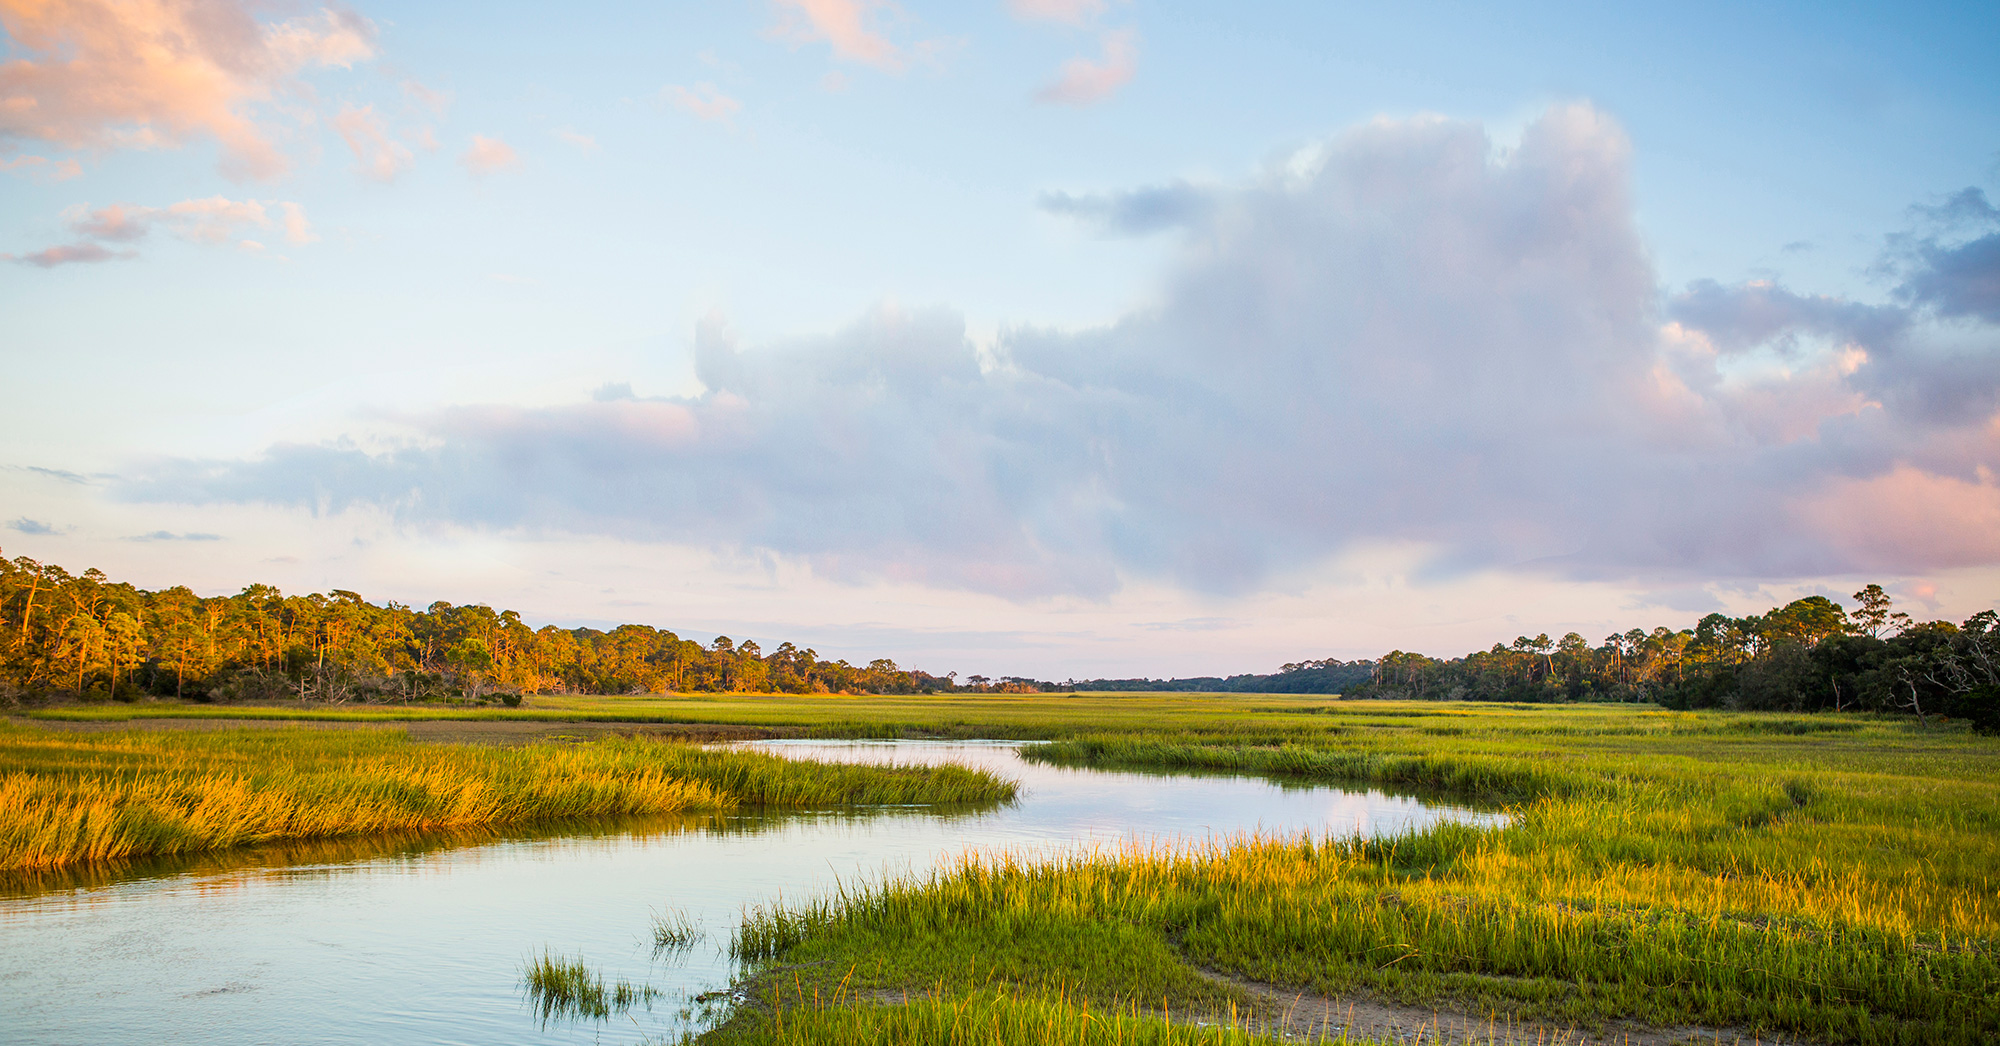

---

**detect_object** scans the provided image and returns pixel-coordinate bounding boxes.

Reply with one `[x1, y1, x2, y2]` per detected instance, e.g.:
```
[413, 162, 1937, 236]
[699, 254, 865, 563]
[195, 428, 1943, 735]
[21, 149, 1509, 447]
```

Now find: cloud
[6, 518, 59, 535]
[459, 134, 519, 177]
[0, 153, 82, 181]
[66, 196, 310, 246]
[13, 465, 90, 484]
[1886, 188, 2000, 324]
[280, 202, 317, 245]
[1036, 27, 1137, 105]
[119, 106, 2000, 599]
[127, 530, 222, 542]
[6, 242, 134, 267]
[400, 78, 452, 118]
[0, 0, 376, 179]
[1038, 180, 1215, 235]
[662, 83, 743, 123]
[12, 196, 314, 265]
[769, 0, 902, 70]
[555, 128, 599, 152]
[1009, 0, 1114, 25]
[1902, 233, 2000, 323]
[332, 104, 414, 182]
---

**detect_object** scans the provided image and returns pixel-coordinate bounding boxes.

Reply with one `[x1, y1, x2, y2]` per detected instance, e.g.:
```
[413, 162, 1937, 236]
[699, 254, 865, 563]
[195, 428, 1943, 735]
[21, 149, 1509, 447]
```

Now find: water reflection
[1, 800, 1009, 903]
[0, 739, 1499, 1046]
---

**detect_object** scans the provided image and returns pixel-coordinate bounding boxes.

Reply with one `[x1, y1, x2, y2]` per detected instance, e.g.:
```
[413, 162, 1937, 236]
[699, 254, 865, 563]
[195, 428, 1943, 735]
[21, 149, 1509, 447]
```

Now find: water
[0, 740, 1499, 1045]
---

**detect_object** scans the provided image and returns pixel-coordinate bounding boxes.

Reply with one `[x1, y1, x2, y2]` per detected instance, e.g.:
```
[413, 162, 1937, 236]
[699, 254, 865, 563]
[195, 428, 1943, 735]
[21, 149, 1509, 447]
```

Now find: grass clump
[653, 907, 704, 957]
[522, 949, 658, 1022]
[0, 722, 1014, 871]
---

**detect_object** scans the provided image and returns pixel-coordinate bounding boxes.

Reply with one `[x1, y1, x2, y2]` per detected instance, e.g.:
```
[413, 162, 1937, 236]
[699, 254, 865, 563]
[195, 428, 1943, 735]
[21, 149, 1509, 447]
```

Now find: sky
[3, 0, 1998, 680]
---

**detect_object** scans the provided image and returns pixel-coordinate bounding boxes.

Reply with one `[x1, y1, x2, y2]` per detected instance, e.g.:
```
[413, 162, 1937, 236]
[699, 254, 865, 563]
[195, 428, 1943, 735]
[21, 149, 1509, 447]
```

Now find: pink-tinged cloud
[50, 195, 314, 257]
[1036, 28, 1137, 105]
[1799, 465, 2000, 574]
[6, 242, 134, 267]
[770, 0, 902, 70]
[554, 129, 598, 151]
[0, 153, 82, 181]
[332, 105, 413, 182]
[67, 201, 150, 241]
[662, 83, 743, 123]
[400, 78, 452, 118]
[280, 202, 317, 245]
[0, 0, 376, 180]
[1008, 0, 1111, 25]
[459, 134, 519, 176]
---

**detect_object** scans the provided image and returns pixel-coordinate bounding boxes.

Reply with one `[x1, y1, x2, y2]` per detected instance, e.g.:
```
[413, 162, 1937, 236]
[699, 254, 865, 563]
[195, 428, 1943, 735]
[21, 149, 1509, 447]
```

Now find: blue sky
[3, 0, 1998, 677]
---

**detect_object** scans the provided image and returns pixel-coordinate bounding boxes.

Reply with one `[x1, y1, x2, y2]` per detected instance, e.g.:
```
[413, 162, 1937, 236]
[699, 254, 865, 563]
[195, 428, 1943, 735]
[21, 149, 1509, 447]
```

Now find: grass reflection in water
[522, 949, 660, 1024]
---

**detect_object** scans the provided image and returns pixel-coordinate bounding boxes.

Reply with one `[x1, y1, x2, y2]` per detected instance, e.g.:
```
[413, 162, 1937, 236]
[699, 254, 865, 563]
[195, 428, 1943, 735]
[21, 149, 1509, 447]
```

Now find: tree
[1851, 584, 1894, 638]
[445, 637, 495, 700]
[1766, 597, 1847, 648]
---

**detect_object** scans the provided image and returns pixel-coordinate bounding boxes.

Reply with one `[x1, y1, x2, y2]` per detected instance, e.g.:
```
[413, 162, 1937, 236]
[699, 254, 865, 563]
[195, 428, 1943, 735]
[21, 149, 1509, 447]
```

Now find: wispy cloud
[1038, 180, 1214, 235]
[12, 196, 315, 267]
[1008, 0, 1116, 26]
[662, 83, 744, 123]
[15, 466, 91, 484]
[6, 518, 60, 535]
[5, 242, 135, 268]
[333, 104, 415, 182]
[769, 0, 903, 70]
[83, 197, 310, 245]
[0, 154, 83, 182]
[400, 78, 453, 118]
[554, 128, 600, 152]
[127, 530, 223, 542]
[1036, 28, 1137, 106]
[460, 135, 520, 177]
[0, 0, 376, 179]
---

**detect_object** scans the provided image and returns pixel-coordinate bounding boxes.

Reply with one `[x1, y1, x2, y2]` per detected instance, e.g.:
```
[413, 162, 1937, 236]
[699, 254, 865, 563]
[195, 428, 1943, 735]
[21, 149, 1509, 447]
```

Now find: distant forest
[0, 552, 1993, 730]
[1336, 589, 2000, 732]
[0, 552, 964, 704]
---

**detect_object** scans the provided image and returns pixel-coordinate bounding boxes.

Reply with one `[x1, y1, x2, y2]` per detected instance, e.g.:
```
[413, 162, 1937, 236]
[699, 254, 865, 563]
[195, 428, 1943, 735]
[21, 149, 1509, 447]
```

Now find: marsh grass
[653, 907, 704, 957]
[724, 706, 2000, 1046]
[716, 970, 1325, 1046]
[523, 949, 658, 1022]
[14, 697, 1999, 1042]
[0, 723, 1015, 871]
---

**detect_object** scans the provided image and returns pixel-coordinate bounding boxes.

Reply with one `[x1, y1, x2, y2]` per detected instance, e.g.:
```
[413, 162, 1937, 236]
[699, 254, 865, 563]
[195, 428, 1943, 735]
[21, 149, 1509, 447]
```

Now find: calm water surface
[0, 740, 1499, 1045]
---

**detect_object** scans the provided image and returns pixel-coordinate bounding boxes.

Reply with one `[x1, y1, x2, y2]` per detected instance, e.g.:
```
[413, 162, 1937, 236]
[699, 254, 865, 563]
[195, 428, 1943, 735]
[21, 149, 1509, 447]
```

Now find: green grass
[712, 984, 1321, 1046]
[708, 702, 2000, 1046]
[522, 949, 659, 1022]
[15, 690, 1427, 736]
[653, 907, 705, 957]
[0, 722, 1015, 871]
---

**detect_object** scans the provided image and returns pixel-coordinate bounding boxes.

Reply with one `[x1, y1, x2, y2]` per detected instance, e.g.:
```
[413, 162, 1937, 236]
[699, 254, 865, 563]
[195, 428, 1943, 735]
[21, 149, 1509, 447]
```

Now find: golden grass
[0, 722, 1014, 871]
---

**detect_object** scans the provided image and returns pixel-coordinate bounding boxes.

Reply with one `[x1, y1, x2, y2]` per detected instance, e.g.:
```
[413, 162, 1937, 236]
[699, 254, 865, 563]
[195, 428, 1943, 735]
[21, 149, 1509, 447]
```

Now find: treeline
[1069, 659, 1377, 695]
[7, 551, 1994, 727]
[1343, 587, 2000, 732]
[0, 552, 961, 705]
